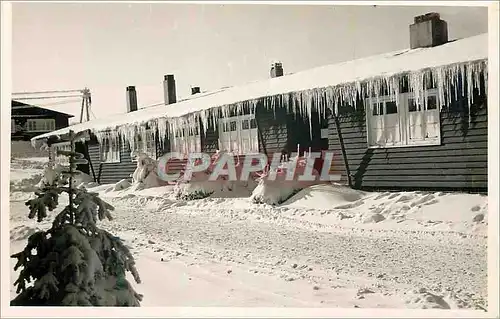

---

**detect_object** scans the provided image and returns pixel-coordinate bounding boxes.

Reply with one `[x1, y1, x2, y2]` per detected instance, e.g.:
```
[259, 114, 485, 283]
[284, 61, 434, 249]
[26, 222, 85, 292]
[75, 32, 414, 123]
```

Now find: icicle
[157, 118, 168, 146]
[58, 58, 486, 153]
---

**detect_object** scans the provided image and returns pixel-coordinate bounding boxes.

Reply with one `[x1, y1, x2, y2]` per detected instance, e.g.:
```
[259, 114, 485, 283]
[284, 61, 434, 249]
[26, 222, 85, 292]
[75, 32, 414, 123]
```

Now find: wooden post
[83, 142, 97, 183]
[85, 94, 90, 122]
[332, 108, 353, 188]
[255, 109, 268, 159]
[68, 130, 75, 224]
[97, 163, 103, 185]
[79, 97, 85, 123]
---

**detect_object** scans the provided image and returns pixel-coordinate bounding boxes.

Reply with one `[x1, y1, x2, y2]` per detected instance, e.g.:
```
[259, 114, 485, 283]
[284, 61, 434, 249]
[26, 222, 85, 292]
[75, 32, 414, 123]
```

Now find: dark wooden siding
[54, 114, 70, 130]
[87, 139, 136, 185]
[327, 104, 488, 191]
[255, 106, 288, 160]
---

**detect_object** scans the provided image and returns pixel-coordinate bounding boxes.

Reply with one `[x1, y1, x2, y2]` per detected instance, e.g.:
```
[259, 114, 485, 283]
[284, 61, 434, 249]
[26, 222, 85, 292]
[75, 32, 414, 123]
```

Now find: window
[218, 114, 259, 154]
[131, 129, 157, 160]
[52, 142, 71, 165]
[366, 89, 441, 148]
[170, 126, 201, 158]
[407, 92, 440, 145]
[100, 138, 121, 163]
[26, 119, 55, 132]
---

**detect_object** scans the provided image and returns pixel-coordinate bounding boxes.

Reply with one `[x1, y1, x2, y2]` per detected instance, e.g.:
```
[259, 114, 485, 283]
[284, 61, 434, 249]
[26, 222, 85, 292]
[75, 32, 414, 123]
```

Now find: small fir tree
[11, 131, 143, 306]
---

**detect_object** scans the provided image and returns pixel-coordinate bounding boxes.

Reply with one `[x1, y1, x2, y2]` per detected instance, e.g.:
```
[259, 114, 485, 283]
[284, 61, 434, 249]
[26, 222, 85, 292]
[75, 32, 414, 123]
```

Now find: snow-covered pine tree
[11, 131, 143, 306]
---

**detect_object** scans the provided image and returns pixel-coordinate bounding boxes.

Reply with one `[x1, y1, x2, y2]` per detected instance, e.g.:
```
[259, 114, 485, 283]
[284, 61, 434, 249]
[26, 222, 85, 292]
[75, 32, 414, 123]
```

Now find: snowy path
[8, 157, 487, 309]
[9, 191, 487, 309]
[96, 196, 487, 309]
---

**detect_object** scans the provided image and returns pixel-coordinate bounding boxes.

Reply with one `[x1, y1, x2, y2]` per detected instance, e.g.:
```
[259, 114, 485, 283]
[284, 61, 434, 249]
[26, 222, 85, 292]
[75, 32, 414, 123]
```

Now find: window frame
[170, 126, 202, 158]
[99, 138, 121, 164]
[365, 89, 441, 149]
[26, 118, 56, 132]
[131, 129, 157, 161]
[218, 113, 259, 155]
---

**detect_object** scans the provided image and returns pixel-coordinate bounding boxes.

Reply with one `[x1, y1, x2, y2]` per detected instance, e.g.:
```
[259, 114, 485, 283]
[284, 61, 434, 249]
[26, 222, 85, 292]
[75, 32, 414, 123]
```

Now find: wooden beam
[11, 114, 56, 118]
[332, 110, 353, 188]
[97, 163, 103, 185]
[79, 97, 85, 123]
[83, 142, 97, 183]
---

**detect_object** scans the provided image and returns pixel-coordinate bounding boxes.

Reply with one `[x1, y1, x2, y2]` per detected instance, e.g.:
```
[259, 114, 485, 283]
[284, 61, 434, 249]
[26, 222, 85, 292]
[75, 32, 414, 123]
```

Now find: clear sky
[12, 3, 488, 123]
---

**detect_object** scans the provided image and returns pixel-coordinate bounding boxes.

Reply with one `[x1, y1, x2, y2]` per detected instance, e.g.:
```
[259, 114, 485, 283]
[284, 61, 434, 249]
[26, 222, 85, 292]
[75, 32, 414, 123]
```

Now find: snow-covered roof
[12, 100, 75, 118]
[32, 33, 488, 145]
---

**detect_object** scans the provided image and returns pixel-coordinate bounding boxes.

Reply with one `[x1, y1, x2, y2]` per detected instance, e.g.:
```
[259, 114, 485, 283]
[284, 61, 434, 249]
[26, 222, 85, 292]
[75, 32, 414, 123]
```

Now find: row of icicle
[69, 59, 488, 151]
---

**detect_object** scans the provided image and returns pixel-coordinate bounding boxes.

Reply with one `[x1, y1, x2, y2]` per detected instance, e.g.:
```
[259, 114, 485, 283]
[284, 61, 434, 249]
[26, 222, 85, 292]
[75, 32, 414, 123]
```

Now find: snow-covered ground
[8, 157, 488, 311]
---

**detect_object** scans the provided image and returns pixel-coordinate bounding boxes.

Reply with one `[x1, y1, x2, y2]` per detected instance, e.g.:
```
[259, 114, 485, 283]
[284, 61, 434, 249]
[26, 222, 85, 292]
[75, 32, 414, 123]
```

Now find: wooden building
[32, 13, 488, 192]
[11, 100, 73, 141]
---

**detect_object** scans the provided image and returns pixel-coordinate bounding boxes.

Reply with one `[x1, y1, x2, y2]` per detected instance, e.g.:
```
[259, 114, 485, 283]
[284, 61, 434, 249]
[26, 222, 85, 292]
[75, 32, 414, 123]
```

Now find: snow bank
[282, 184, 366, 209]
[175, 180, 255, 201]
[10, 224, 43, 242]
[174, 151, 259, 201]
[86, 175, 489, 236]
[9, 158, 46, 192]
[130, 153, 169, 189]
[8, 162, 488, 310]
[98, 154, 170, 195]
[279, 186, 488, 235]
[404, 288, 486, 311]
[250, 157, 323, 205]
[72, 172, 95, 188]
[250, 182, 301, 206]
[76, 174, 488, 236]
[9, 170, 43, 192]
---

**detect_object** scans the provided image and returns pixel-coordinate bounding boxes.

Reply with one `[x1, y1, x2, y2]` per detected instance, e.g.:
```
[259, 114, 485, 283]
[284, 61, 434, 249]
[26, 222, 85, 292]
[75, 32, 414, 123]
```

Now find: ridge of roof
[12, 100, 75, 118]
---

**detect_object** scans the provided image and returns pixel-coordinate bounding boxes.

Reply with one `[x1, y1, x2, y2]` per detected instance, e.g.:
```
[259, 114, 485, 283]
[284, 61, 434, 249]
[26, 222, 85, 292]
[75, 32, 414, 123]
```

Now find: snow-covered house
[11, 100, 75, 159]
[11, 100, 74, 141]
[31, 13, 488, 191]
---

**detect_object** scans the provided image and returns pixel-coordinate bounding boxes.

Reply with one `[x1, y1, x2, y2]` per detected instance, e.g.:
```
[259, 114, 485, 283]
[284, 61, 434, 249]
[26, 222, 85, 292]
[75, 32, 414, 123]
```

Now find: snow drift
[250, 156, 324, 205]
[174, 151, 259, 200]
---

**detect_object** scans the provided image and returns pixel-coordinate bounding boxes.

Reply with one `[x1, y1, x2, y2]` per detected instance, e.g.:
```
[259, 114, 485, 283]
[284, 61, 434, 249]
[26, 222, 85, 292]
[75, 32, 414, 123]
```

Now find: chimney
[126, 86, 138, 112]
[191, 86, 201, 95]
[270, 62, 284, 78]
[163, 74, 177, 105]
[410, 12, 448, 49]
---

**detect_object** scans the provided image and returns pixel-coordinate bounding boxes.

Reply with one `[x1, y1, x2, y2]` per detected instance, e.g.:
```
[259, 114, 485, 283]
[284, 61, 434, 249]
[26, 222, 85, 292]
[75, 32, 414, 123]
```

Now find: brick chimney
[410, 12, 448, 49]
[191, 86, 201, 95]
[270, 62, 284, 78]
[163, 74, 177, 105]
[126, 86, 138, 112]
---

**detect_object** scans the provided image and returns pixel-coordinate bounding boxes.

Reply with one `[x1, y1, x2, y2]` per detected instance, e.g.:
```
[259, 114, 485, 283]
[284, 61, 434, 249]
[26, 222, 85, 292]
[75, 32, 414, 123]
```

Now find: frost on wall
[130, 153, 167, 189]
[11, 131, 142, 307]
[83, 59, 487, 153]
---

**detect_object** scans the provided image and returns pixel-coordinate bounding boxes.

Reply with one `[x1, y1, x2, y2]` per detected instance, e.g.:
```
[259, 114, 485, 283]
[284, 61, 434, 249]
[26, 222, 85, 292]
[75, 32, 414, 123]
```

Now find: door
[287, 111, 328, 155]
